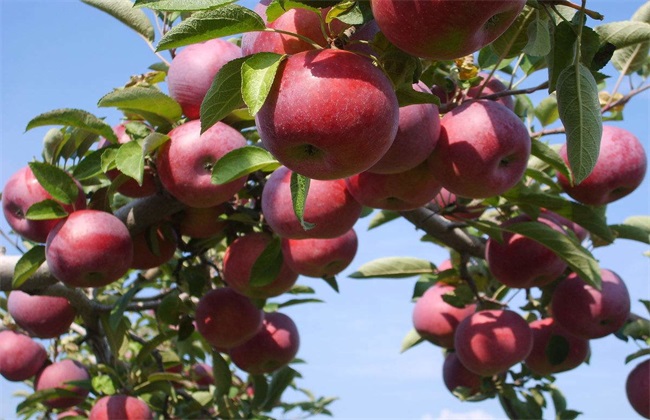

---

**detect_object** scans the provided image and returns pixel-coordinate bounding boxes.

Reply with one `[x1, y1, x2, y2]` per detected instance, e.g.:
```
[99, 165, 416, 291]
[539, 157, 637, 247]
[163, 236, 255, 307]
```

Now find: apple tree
[0, 0, 649, 418]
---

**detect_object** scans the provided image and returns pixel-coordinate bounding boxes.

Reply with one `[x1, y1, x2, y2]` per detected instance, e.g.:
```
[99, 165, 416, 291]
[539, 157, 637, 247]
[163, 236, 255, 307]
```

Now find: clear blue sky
[1, 1, 648, 419]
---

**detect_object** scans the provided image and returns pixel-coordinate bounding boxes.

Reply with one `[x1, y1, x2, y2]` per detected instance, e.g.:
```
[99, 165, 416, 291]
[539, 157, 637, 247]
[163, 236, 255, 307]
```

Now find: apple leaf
[463, 219, 505, 244]
[546, 334, 570, 366]
[625, 348, 650, 364]
[201, 57, 248, 134]
[611, 2, 650, 74]
[548, 21, 577, 93]
[25, 200, 68, 221]
[134, 0, 236, 11]
[290, 172, 316, 232]
[400, 328, 424, 353]
[101, 313, 130, 358]
[241, 53, 285, 116]
[524, 15, 552, 57]
[440, 283, 475, 309]
[156, 5, 265, 51]
[395, 85, 441, 107]
[350, 257, 436, 279]
[28, 162, 79, 205]
[608, 215, 650, 245]
[115, 141, 145, 185]
[98, 86, 182, 124]
[109, 286, 141, 331]
[212, 146, 280, 185]
[26, 108, 117, 143]
[261, 366, 299, 411]
[142, 132, 170, 155]
[212, 350, 232, 397]
[491, 6, 536, 58]
[367, 210, 400, 230]
[278, 298, 324, 308]
[619, 317, 650, 342]
[556, 63, 603, 185]
[322, 276, 340, 293]
[529, 139, 571, 183]
[250, 236, 284, 287]
[265, 0, 319, 22]
[82, 0, 155, 41]
[12, 246, 46, 290]
[92, 375, 117, 396]
[101, 147, 119, 173]
[16, 386, 87, 413]
[534, 95, 559, 127]
[595, 21, 650, 49]
[503, 221, 601, 289]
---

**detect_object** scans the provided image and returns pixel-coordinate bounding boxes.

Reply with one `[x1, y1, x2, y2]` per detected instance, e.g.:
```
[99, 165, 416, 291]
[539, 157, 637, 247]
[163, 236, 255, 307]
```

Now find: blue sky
[1, 1, 649, 419]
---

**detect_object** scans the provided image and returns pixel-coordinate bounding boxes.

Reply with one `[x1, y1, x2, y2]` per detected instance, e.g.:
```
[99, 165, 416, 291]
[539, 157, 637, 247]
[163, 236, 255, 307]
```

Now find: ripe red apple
[0, 330, 48, 381]
[130, 223, 177, 270]
[431, 188, 485, 221]
[57, 408, 87, 419]
[345, 161, 442, 211]
[156, 119, 248, 208]
[2, 165, 86, 243]
[370, 0, 526, 60]
[195, 288, 264, 349]
[365, 82, 442, 175]
[281, 228, 358, 278]
[222, 232, 299, 298]
[485, 214, 568, 289]
[177, 204, 227, 239]
[524, 318, 590, 375]
[442, 352, 483, 397]
[551, 268, 631, 339]
[89, 395, 153, 420]
[8, 290, 76, 338]
[256, 49, 399, 180]
[45, 209, 133, 288]
[626, 359, 650, 418]
[467, 73, 514, 111]
[167, 38, 241, 120]
[427, 100, 531, 198]
[99, 124, 157, 198]
[412, 283, 477, 349]
[261, 166, 362, 239]
[557, 125, 647, 206]
[454, 309, 533, 376]
[230, 312, 300, 375]
[190, 363, 215, 388]
[34, 359, 90, 409]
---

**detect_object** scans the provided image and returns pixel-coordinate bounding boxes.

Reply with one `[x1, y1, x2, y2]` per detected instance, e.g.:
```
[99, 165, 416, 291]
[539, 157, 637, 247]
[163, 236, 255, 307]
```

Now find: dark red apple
[45, 209, 133, 288]
[167, 38, 241, 120]
[261, 166, 362, 239]
[130, 223, 177, 270]
[443, 352, 483, 397]
[34, 359, 90, 409]
[0, 330, 48, 381]
[256, 49, 399, 180]
[524, 318, 590, 375]
[156, 119, 248, 208]
[626, 359, 650, 418]
[281, 228, 358, 278]
[427, 100, 531, 198]
[89, 395, 153, 420]
[177, 204, 227, 239]
[8, 290, 76, 338]
[2, 165, 86, 243]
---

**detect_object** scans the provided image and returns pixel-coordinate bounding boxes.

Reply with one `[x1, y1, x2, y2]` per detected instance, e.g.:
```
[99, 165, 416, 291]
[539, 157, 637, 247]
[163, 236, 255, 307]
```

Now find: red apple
[156, 120, 248, 208]
[2, 165, 86, 243]
[0, 330, 48, 381]
[167, 38, 241, 120]
[443, 352, 483, 397]
[222, 232, 299, 298]
[551, 268, 631, 339]
[34, 359, 90, 409]
[130, 223, 177, 270]
[195, 288, 264, 349]
[190, 363, 215, 388]
[230, 312, 300, 375]
[427, 100, 531, 198]
[557, 125, 647, 206]
[89, 395, 153, 420]
[370, 0, 526, 60]
[454, 309, 533, 376]
[8, 290, 76, 338]
[345, 162, 442, 211]
[431, 188, 485, 221]
[626, 359, 650, 418]
[281, 228, 358, 278]
[256, 49, 399, 180]
[177, 204, 227, 239]
[485, 214, 568, 289]
[467, 73, 514, 111]
[261, 166, 363, 239]
[412, 283, 477, 349]
[524, 318, 590, 375]
[57, 408, 87, 419]
[45, 209, 133, 288]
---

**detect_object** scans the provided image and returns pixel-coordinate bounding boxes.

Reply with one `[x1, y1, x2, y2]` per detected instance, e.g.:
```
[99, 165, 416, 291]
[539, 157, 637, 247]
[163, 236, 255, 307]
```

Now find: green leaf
[28, 162, 79, 205]
[82, 0, 155, 41]
[12, 246, 46, 289]
[261, 366, 298, 411]
[135, 331, 176, 365]
[290, 172, 315, 232]
[350, 257, 436, 279]
[134, 0, 236, 11]
[212, 351, 232, 397]
[595, 21, 650, 49]
[212, 147, 280, 184]
[156, 5, 265, 51]
[26, 108, 117, 143]
[400, 328, 424, 353]
[98, 86, 182, 123]
[251, 375, 269, 410]
[278, 298, 324, 308]
[534, 95, 559, 127]
[115, 141, 145, 185]
[17, 386, 87, 413]
[250, 236, 284, 287]
[546, 334, 570, 365]
[504, 221, 601, 289]
[328, 1, 371, 25]
[556, 63, 603, 185]
[609, 216, 650, 244]
[491, 6, 536, 58]
[395, 86, 441, 107]
[548, 21, 577, 93]
[201, 57, 247, 133]
[625, 348, 650, 364]
[322, 276, 340, 293]
[109, 286, 140, 331]
[242, 53, 285, 116]
[440, 284, 475, 309]
[92, 375, 117, 396]
[550, 386, 567, 416]
[530, 139, 571, 180]
[611, 2, 650, 74]
[25, 200, 68, 221]
[265, 0, 319, 22]
[142, 132, 170, 155]
[101, 314, 130, 358]
[367, 210, 400, 230]
[524, 16, 552, 56]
